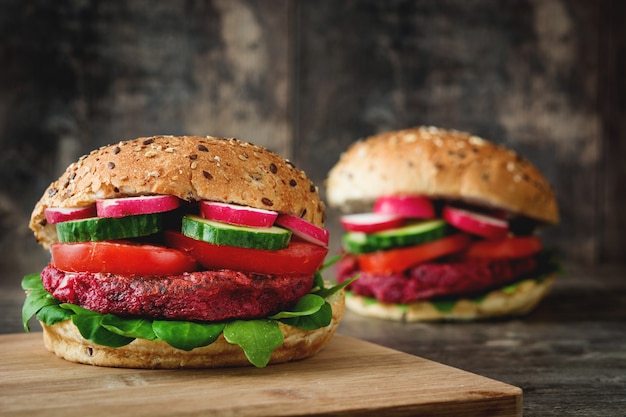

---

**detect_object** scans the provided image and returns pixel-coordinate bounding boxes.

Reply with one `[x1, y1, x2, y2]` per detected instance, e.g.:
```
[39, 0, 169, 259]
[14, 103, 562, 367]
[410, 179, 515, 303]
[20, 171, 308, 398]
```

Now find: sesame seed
[197, 144, 209, 152]
[269, 163, 277, 174]
[262, 197, 273, 206]
[145, 150, 157, 158]
[107, 162, 115, 169]
[143, 139, 155, 145]
[189, 154, 198, 160]
[113, 146, 121, 155]
[203, 170, 213, 180]
[191, 161, 198, 169]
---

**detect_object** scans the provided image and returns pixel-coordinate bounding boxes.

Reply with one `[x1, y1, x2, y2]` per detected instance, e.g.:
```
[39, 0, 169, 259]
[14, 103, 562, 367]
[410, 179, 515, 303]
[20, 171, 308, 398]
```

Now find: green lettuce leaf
[223, 320, 284, 368]
[101, 315, 157, 341]
[280, 301, 333, 330]
[152, 320, 225, 351]
[71, 313, 135, 348]
[268, 294, 325, 319]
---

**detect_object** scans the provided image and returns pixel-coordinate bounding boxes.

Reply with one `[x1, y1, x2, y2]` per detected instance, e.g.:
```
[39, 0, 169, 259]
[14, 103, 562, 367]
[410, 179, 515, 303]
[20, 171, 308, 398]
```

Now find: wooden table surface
[1, 262, 624, 416]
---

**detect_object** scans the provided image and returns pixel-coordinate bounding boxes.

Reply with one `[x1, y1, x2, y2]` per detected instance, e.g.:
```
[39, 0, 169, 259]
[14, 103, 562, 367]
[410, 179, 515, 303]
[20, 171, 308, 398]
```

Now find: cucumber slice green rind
[343, 220, 448, 253]
[55, 214, 162, 243]
[182, 215, 292, 250]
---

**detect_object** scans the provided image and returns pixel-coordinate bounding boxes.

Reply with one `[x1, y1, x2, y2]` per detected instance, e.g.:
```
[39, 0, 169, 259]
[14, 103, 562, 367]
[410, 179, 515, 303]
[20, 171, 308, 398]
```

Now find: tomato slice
[50, 241, 199, 275]
[164, 231, 328, 275]
[356, 234, 472, 274]
[463, 236, 542, 259]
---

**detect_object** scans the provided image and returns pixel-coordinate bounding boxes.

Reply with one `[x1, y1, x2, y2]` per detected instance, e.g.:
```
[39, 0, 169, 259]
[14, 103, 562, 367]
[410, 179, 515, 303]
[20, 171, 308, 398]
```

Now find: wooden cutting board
[0, 333, 521, 417]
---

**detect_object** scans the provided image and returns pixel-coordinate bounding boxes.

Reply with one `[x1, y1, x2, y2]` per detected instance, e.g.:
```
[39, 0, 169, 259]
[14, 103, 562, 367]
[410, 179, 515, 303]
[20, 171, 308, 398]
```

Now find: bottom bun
[345, 275, 556, 322]
[41, 291, 345, 369]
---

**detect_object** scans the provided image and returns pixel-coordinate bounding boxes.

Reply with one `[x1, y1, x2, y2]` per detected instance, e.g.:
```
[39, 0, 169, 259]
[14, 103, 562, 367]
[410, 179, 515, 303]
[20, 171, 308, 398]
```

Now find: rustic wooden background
[0, 0, 624, 285]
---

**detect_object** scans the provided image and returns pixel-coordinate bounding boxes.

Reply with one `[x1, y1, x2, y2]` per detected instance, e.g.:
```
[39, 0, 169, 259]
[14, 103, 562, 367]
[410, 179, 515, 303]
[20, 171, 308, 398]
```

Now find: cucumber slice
[182, 215, 292, 250]
[343, 220, 448, 254]
[56, 214, 162, 243]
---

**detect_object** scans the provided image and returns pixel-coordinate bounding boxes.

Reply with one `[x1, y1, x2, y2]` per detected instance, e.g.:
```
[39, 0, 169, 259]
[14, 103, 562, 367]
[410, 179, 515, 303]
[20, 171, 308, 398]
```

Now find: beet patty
[41, 265, 315, 322]
[337, 255, 537, 303]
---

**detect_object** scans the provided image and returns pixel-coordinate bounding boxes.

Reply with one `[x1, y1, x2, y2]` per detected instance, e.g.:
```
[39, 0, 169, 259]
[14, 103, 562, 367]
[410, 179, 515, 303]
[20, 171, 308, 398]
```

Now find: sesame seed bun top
[31, 135, 325, 247]
[326, 126, 558, 224]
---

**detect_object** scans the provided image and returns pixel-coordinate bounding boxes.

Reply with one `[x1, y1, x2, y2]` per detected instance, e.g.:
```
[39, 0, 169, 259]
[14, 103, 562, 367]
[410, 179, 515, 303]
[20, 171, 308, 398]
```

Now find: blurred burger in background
[326, 126, 560, 321]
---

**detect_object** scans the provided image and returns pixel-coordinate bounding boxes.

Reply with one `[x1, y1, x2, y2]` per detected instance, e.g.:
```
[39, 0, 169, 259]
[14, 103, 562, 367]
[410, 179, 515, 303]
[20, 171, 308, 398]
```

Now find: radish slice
[340, 213, 404, 234]
[373, 195, 435, 219]
[200, 201, 278, 228]
[44, 205, 97, 224]
[275, 214, 329, 247]
[443, 205, 509, 240]
[97, 195, 180, 218]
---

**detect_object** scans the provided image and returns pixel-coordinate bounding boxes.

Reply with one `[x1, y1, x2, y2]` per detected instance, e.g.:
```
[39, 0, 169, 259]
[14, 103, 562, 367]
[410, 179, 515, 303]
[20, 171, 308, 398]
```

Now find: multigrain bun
[41, 290, 345, 368]
[31, 135, 325, 248]
[326, 126, 558, 224]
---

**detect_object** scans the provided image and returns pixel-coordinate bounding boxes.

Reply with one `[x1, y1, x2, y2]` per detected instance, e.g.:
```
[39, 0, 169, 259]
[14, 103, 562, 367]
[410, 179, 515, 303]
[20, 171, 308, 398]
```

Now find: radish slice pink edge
[442, 205, 509, 240]
[44, 205, 97, 224]
[373, 195, 435, 219]
[96, 195, 180, 218]
[340, 213, 404, 233]
[200, 201, 278, 228]
[275, 214, 329, 247]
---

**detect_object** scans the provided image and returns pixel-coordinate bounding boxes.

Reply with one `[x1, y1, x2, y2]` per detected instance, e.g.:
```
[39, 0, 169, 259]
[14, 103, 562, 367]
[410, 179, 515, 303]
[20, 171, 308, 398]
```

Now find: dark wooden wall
[1, 0, 624, 283]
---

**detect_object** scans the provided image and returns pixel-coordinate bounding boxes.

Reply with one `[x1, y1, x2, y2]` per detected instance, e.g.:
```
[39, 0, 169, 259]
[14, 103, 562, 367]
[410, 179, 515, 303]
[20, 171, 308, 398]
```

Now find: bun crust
[40, 290, 345, 368]
[326, 127, 558, 224]
[345, 275, 556, 322]
[31, 135, 325, 247]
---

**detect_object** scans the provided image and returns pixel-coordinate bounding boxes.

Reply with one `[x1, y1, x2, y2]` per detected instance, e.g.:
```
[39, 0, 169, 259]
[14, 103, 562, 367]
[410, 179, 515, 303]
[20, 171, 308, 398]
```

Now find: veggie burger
[23, 135, 346, 368]
[326, 126, 560, 321]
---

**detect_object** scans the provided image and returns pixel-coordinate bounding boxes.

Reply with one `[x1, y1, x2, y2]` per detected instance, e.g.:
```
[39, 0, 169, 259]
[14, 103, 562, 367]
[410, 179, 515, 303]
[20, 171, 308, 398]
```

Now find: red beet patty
[41, 265, 315, 321]
[337, 255, 537, 303]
